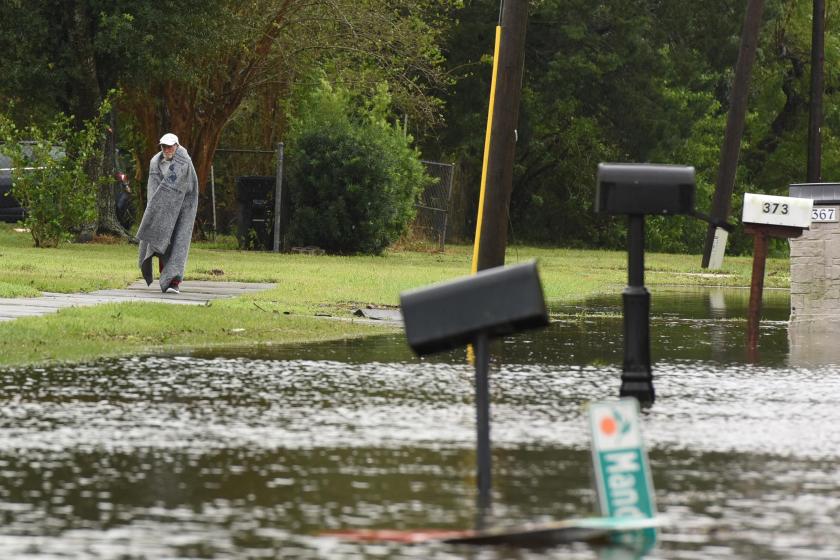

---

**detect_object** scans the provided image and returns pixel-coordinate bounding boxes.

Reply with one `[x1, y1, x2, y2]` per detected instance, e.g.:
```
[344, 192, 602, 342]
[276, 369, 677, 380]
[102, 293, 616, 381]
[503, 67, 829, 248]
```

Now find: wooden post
[746, 227, 768, 351]
[744, 223, 804, 353]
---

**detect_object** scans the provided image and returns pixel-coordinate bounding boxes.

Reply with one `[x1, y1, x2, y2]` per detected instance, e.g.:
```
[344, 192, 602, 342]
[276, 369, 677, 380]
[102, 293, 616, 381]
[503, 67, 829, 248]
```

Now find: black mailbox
[594, 162, 699, 404]
[400, 261, 549, 356]
[596, 163, 695, 215]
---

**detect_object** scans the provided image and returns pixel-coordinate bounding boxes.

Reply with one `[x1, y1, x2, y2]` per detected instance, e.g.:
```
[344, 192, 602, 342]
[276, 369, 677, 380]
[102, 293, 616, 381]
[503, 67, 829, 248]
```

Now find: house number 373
[763, 202, 789, 215]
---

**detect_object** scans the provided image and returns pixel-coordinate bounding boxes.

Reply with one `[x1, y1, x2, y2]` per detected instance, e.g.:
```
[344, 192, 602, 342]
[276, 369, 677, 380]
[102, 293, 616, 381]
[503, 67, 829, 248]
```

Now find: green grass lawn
[0, 223, 789, 366]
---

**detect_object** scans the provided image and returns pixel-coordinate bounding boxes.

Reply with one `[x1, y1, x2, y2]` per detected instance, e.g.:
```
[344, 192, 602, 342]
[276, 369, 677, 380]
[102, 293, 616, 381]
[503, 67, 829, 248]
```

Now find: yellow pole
[471, 25, 503, 274]
[468, 25, 502, 364]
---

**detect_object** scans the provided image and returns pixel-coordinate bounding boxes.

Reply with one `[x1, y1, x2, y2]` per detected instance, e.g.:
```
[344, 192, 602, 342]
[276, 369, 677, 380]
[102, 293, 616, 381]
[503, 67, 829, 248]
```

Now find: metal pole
[621, 215, 654, 403]
[273, 142, 284, 253]
[474, 331, 492, 527]
[439, 163, 455, 252]
[471, 25, 502, 275]
[210, 164, 217, 238]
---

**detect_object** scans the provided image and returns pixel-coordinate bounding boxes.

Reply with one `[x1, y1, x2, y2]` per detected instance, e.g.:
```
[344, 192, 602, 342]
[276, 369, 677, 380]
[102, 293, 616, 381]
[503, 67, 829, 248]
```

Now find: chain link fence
[413, 160, 455, 251]
[205, 152, 456, 252]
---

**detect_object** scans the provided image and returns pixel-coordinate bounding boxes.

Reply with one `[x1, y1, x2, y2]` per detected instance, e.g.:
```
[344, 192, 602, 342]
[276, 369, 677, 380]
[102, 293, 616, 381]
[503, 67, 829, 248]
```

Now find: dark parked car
[0, 145, 135, 229]
[0, 151, 26, 223]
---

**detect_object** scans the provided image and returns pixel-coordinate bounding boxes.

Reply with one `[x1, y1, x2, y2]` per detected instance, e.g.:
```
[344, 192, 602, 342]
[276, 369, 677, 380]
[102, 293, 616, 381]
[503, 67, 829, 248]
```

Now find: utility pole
[807, 0, 825, 183]
[475, 0, 528, 271]
[701, 0, 765, 268]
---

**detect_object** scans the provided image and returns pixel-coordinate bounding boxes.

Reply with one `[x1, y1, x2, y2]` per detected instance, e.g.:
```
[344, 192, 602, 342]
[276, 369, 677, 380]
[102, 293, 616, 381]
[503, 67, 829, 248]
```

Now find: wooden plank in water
[353, 308, 403, 322]
[323, 517, 662, 548]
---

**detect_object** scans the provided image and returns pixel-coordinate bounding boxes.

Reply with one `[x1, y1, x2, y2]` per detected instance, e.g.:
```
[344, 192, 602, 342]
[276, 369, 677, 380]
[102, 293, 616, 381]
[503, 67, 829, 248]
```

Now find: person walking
[136, 133, 199, 294]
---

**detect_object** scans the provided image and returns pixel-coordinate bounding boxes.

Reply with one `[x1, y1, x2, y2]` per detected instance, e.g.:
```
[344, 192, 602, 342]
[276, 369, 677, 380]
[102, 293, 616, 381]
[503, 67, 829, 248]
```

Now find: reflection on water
[197, 287, 796, 367]
[0, 287, 839, 558]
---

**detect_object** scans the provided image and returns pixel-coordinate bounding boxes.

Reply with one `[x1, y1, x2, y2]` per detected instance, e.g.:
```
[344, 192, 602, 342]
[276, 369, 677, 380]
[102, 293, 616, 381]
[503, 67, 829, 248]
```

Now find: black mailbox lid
[789, 183, 840, 204]
[399, 261, 549, 356]
[596, 163, 695, 215]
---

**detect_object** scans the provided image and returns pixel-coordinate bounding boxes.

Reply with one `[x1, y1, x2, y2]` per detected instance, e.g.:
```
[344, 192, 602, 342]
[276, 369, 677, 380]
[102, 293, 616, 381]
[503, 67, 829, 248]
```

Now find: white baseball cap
[159, 133, 179, 146]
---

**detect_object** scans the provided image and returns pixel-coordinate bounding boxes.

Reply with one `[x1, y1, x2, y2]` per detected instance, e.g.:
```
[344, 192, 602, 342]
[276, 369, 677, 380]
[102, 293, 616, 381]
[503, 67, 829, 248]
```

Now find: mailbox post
[624, 213, 650, 400]
[741, 193, 812, 352]
[400, 262, 549, 526]
[596, 164, 696, 404]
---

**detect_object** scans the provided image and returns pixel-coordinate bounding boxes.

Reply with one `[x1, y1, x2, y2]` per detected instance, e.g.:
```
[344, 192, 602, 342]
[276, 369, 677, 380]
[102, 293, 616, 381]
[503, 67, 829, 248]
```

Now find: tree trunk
[125, 0, 296, 218]
[96, 110, 131, 239]
[68, 0, 128, 239]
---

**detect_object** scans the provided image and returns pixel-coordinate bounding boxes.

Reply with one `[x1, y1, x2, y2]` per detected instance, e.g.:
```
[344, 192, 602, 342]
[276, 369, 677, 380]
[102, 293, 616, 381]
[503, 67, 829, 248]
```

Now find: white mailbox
[742, 193, 813, 228]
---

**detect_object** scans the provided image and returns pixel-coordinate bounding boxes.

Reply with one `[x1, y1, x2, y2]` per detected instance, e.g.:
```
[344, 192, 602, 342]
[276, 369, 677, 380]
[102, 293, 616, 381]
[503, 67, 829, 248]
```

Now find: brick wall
[789, 214, 840, 326]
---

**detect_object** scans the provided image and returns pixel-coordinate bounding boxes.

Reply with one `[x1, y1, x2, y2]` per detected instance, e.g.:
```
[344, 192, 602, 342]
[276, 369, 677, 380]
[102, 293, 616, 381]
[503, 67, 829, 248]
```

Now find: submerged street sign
[588, 398, 657, 552]
[324, 398, 665, 549]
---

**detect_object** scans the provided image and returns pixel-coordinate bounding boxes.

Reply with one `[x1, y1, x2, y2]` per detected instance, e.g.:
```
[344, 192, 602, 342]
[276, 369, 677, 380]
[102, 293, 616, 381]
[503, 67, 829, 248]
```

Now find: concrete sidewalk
[0, 280, 276, 321]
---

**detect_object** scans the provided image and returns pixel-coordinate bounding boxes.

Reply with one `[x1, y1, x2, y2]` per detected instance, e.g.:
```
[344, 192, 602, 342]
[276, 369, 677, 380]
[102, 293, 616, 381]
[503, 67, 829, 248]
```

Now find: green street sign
[588, 398, 657, 553]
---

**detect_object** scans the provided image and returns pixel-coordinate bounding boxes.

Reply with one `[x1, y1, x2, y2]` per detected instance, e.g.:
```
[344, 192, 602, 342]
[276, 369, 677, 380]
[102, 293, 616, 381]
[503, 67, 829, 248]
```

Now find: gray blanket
[136, 146, 199, 291]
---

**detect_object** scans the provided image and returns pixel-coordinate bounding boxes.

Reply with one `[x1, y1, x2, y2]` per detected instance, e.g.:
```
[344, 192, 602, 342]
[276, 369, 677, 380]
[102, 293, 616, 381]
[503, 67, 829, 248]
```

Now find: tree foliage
[429, 0, 840, 255]
[3, 0, 840, 256]
[0, 1, 139, 237]
[0, 98, 112, 247]
[0, 0, 451, 236]
[98, 0, 450, 195]
[286, 81, 429, 254]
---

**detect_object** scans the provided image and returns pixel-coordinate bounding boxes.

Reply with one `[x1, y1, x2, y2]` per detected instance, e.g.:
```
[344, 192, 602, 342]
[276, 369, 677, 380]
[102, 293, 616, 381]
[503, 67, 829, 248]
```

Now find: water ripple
[0, 288, 838, 558]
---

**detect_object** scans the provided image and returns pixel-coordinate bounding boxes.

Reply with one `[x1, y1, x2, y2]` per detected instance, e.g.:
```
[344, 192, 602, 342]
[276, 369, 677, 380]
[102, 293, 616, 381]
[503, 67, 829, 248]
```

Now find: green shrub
[0, 99, 110, 247]
[286, 82, 430, 254]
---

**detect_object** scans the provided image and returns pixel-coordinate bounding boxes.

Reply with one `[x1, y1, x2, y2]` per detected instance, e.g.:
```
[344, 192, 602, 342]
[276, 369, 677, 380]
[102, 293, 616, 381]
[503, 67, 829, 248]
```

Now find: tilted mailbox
[400, 261, 549, 522]
[401, 261, 548, 354]
[596, 163, 697, 404]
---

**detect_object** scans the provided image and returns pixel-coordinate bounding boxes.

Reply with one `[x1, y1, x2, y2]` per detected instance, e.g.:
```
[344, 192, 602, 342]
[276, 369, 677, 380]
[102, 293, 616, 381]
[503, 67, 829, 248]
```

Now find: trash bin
[236, 176, 275, 250]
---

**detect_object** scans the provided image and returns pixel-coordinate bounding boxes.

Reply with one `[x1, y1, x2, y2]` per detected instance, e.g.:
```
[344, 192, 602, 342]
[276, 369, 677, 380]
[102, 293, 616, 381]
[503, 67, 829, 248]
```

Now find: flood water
[1, 287, 839, 559]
